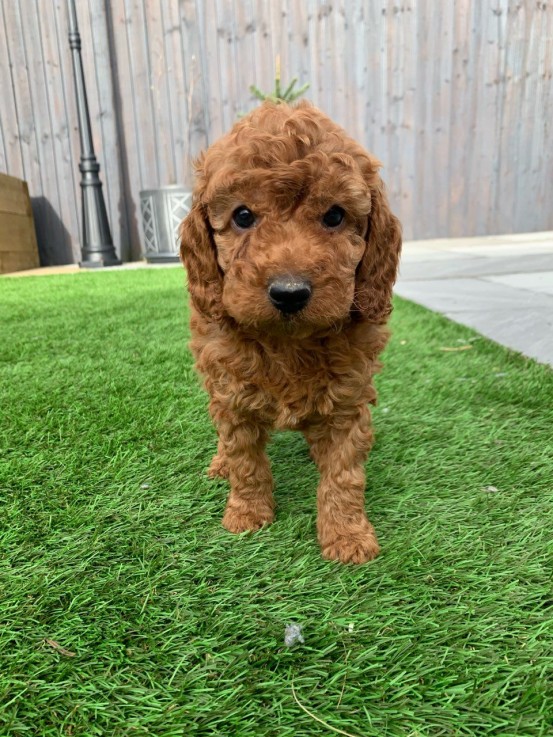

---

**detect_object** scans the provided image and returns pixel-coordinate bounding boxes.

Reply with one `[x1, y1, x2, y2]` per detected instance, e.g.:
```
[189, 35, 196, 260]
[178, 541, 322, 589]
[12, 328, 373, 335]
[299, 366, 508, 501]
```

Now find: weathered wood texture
[0, 173, 40, 273]
[0, 0, 552, 263]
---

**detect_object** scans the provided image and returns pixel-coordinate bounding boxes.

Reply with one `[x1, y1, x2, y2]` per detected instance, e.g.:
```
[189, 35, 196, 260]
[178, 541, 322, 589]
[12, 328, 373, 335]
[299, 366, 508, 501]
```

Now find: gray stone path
[395, 231, 553, 367]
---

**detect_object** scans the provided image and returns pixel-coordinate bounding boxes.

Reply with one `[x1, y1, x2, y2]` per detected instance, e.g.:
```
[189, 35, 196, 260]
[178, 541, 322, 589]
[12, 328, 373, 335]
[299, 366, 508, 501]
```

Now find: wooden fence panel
[0, 0, 551, 264]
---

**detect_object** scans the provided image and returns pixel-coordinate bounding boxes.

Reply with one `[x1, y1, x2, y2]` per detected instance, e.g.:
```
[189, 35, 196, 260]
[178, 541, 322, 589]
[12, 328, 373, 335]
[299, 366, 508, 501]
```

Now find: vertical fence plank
[493, 0, 515, 233]
[200, 0, 225, 140]
[5, 0, 70, 263]
[214, 0, 239, 130]
[2, 0, 44, 201]
[0, 1, 24, 179]
[34, 1, 81, 262]
[348, 0, 365, 144]
[475, 3, 500, 235]
[161, 1, 185, 180]
[271, 0, 288, 93]
[179, 0, 209, 162]
[285, 0, 310, 107]
[363, 0, 387, 162]
[536, 2, 553, 227]
[515, 2, 549, 232]
[433, 1, 455, 236]
[331, 2, 348, 130]
[144, 1, 177, 186]
[238, 0, 259, 114]
[233, 0, 257, 117]
[252, 0, 277, 101]
[391, 1, 416, 239]
[103, 0, 144, 259]
[447, 0, 472, 237]
[43, 1, 81, 258]
[123, 0, 159, 189]
[52, 0, 85, 261]
[81, 0, 127, 258]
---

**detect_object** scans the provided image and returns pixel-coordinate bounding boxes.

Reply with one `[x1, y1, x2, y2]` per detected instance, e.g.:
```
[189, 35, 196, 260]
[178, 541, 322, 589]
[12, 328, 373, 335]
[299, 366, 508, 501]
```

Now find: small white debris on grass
[140, 483, 150, 489]
[348, 623, 354, 633]
[284, 623, 304, 647]
[484, 485, 499, 493]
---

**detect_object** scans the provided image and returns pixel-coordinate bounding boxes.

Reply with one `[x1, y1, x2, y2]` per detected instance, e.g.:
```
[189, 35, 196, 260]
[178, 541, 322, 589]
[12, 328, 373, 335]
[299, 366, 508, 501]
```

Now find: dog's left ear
[353, 173, 402, 323]
[179, 198, 225, 322]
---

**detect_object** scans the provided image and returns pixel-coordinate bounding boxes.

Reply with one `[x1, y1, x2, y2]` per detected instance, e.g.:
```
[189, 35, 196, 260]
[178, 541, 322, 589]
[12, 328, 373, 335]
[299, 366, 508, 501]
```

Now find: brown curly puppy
[180, 101, 401, 564]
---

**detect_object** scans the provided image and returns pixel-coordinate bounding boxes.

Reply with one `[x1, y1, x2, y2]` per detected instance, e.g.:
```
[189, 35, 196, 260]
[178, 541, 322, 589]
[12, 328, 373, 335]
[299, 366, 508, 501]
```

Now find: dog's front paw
[222, 504, 274, 534]
[207, 453, 229, 479]
[320, 522, 380, 564]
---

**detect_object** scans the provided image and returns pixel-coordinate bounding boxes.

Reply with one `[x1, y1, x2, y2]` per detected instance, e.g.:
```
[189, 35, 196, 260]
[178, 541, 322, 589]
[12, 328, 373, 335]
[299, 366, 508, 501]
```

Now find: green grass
[1, 267, 552, 737]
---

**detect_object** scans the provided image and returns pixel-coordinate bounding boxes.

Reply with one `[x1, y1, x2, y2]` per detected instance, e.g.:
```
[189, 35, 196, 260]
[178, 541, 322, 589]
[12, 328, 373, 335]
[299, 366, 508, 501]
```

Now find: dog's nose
[268, 277, 312, 314]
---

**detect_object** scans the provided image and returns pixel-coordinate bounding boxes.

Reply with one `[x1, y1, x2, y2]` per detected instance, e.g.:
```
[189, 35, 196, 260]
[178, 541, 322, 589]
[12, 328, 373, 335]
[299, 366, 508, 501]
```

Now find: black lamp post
[67, 0, 121, 267]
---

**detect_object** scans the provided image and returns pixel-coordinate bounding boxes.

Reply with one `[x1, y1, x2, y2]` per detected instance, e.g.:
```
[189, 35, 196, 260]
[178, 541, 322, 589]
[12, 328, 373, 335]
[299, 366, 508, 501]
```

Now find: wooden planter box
[0, 173, 40, 274]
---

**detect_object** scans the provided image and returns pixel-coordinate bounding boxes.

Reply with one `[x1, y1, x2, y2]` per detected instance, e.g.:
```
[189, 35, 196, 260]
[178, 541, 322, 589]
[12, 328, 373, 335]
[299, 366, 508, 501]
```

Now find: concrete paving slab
[396, 231, 553, 367]
[399, 253, 553, 281]
[399, 250, 476, 263]
[485, 271, 553, 296]
[448, 242, 553, 257]
[396, 277, 553, 314]
[438, 307, 553, 366]
[491, 231, 553, 244]
[401, 232, 551, 250]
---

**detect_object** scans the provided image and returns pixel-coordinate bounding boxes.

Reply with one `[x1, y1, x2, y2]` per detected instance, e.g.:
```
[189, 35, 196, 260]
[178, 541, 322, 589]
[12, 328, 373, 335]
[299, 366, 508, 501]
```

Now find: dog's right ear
[353, 170, 402, 324]
[179, 199, 225, 321]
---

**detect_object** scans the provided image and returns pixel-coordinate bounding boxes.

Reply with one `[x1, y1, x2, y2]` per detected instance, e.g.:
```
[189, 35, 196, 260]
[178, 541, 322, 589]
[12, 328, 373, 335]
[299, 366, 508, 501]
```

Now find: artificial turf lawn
[1, 267, 552, 737]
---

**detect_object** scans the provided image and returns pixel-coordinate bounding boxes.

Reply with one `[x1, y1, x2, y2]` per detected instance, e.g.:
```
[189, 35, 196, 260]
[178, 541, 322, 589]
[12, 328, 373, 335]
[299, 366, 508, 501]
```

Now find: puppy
[180, 101, 401, 563]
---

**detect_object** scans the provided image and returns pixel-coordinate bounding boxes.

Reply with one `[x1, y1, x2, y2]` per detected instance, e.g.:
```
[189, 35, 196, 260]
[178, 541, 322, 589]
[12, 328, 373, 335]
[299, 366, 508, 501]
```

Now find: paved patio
[396, 231, 553, 367]
[4, 231, 553, 367]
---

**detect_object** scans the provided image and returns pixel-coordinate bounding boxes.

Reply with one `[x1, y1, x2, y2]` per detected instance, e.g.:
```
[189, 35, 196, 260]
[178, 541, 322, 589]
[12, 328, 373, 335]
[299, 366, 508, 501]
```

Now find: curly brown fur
[180, 101, 401, 564]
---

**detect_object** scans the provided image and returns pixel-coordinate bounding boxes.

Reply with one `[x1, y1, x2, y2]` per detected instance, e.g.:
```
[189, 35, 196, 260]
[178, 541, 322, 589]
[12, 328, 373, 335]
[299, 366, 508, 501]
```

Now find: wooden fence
[1, 0, 552, 264]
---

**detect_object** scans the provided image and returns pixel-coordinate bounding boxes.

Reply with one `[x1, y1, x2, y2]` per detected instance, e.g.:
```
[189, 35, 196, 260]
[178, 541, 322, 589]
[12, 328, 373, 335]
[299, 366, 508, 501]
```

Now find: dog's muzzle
[268, 276, 312, 315]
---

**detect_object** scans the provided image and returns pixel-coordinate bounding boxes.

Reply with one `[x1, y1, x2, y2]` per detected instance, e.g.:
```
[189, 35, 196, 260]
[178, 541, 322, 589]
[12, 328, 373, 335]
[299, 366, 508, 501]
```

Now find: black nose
[268, 277, 312, 314]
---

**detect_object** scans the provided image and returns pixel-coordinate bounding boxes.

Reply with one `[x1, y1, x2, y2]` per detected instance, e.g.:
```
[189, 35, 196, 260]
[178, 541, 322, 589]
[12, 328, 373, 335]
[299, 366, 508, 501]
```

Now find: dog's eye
[232, 206, 256, 230]
[322, 205, 345, 229]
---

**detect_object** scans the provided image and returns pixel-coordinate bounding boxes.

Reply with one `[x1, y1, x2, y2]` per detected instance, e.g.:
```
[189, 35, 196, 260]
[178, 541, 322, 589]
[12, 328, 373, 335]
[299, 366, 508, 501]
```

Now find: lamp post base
[79, 253, 122, 269]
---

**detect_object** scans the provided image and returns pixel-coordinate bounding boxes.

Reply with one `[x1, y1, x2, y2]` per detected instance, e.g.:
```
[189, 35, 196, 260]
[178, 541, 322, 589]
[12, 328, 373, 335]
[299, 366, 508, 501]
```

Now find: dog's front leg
[306, 407, 380, 564]
[215, 415, 275, 533]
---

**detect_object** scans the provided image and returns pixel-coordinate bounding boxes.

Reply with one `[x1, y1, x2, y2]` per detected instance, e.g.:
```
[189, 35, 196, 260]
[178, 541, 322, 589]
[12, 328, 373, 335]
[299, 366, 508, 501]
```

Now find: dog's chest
[193, 319, 382, 429]
[263, 353, 335, 429]
[229, 337, 371, 429]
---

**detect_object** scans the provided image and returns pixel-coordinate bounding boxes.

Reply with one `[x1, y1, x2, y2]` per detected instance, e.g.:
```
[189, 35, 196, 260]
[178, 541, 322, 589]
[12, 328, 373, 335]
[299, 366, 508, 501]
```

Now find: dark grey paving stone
[395, 277, 543, 313]
[398, 253, 553, 281]
[439, 308, 553, 366]
[395, 278, 553, 366]
[485, 271, 553, 296]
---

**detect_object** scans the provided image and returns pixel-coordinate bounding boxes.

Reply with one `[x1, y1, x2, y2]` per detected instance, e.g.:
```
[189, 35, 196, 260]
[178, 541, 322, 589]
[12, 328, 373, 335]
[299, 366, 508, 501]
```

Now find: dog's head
[180, 101, 401, 335]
